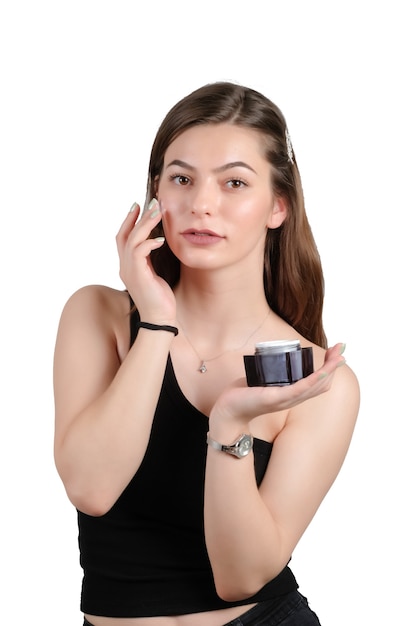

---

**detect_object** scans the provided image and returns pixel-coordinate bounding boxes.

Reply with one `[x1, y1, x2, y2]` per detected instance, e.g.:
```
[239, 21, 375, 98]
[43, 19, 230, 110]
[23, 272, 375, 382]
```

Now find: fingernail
[339, 343, 346, 355]
[129, 202, 138, 213]
[147, 198, 158, 212]
[318, 372, 328, 380]
[154, 236, 165, 243]
[337, 358, 346, 368]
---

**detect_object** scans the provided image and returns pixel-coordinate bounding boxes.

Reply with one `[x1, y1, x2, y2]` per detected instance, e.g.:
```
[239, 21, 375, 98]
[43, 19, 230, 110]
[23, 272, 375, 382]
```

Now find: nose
[190, 179, 218, 216]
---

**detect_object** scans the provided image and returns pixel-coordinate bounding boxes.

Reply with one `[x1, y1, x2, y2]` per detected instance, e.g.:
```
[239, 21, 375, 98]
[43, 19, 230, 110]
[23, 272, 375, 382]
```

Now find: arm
[53, 285, 175, 516]
[204, 345, 360, 601]
[53, 201, 176, 516]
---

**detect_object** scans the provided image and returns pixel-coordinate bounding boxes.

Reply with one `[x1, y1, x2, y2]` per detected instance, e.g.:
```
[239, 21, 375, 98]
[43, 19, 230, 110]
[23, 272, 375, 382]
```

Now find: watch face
[237, 435, 253, 457]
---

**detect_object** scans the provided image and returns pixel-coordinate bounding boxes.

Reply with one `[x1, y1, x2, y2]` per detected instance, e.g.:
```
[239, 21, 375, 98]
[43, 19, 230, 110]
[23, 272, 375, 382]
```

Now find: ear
[267, 196, 287, 229]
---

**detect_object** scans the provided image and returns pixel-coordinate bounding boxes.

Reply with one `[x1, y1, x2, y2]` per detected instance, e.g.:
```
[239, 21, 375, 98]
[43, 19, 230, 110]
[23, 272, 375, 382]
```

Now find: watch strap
[206, 433, 253, 458]
[206, 435, 224, 452]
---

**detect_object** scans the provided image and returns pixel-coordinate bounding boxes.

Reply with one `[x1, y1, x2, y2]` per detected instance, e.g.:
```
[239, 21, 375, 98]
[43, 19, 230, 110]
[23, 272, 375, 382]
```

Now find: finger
[303, 354, 345, 398]
[116, 199, 162, 258]
[118, 233, 166, 288]
[135, 235, 166, 259]
[120, 233, 166, 275]
[127, 199, 162, 246]
[268, 364, 335, 403]
[325, 342, 346, 361]
[321, 343, 347, 372]
[116, 202, 142, 248]
[139, 197, 159, 221]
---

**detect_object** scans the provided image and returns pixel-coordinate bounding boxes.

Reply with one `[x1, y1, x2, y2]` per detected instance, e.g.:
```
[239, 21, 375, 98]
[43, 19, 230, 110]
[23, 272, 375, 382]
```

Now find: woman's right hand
[116, 199, 176, 324]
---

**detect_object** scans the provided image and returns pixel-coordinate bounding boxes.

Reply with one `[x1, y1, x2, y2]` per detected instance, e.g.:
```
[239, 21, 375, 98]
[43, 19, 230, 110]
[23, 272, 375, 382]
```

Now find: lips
[181, 228, 224, 245]
[182, 228, 222, 237]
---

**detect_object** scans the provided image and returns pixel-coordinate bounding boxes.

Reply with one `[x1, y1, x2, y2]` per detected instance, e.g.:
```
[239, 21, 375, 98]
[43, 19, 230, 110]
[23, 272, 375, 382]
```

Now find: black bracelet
[138, 321, 179, 336]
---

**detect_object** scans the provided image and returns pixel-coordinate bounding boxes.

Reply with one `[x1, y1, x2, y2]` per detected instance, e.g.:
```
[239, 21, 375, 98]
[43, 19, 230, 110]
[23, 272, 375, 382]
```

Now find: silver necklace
[179, 309, 271, 373]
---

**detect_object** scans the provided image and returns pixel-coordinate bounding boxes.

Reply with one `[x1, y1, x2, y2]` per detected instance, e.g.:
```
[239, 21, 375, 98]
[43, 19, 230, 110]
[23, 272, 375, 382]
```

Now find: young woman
[53, 82, 360, 626]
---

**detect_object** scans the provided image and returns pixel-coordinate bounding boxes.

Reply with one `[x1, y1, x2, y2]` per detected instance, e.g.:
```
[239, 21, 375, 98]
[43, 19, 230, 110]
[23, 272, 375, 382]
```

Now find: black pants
[84, 591, 321, 626]
[223, 591, 321, 625]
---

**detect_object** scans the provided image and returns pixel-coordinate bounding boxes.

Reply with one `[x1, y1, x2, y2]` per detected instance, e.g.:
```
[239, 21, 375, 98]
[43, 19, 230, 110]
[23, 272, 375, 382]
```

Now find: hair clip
[285, 128, 294, 165]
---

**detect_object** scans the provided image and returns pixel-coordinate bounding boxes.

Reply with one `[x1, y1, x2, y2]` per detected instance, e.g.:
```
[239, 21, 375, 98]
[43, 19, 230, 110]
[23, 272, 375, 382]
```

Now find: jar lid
[255, 339, 300, 354]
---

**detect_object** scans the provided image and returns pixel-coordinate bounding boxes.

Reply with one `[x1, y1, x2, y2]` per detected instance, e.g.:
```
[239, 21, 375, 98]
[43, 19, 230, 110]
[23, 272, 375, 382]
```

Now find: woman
[53, 82, 360, 625]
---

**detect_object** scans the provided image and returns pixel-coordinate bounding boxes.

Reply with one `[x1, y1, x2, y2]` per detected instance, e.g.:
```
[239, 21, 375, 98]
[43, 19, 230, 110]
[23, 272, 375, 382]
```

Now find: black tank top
[77, 306, 298, 617]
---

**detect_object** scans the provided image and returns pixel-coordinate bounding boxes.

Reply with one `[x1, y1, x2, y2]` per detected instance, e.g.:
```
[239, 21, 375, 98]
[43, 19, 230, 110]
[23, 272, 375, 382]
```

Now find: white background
[1, 1, 415, 624]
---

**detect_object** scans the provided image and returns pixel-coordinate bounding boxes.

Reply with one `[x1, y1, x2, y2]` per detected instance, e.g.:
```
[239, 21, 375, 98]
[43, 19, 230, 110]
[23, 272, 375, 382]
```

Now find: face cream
[244, 339, 314, 386]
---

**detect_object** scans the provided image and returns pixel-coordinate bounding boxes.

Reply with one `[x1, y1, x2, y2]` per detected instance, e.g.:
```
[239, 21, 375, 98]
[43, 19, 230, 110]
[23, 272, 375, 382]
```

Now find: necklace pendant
[198, 362, 207, 373]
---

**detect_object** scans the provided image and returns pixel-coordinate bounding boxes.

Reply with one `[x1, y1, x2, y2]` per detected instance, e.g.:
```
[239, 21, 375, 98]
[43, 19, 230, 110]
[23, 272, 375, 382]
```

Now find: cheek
[158, 185, 185, 217]
[235, 199, 271, 227]
[159, 198, 182, 242]
[159, 201, 180, 233]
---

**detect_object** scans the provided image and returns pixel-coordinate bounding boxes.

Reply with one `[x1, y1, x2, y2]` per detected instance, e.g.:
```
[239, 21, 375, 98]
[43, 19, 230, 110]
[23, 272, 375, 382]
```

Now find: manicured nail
[339, 343, 346, 355]
[318, 372, 328, 380]
[154, 237, 165, 243]
[147, 198, 158, 212]
[129, 202, 138, 212]
[337, 358, 346, 368]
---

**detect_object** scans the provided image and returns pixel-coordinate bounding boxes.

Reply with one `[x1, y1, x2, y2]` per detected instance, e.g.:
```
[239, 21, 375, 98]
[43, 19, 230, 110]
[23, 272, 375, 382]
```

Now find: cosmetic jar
[244, 339, 314, 386]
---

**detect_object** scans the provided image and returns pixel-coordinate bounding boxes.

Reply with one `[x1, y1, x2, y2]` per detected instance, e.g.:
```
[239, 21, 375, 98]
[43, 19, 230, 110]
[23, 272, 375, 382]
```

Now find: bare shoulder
[292, 331, 360, 422]
[60, 284, 129, 320]
[298, 339, 360, 422]
[327, 359, 360, 404]
[56, 284, 132, 362]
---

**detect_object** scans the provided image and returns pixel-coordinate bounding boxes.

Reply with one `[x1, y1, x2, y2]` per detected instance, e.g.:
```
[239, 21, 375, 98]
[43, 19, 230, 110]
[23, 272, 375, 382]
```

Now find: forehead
[164, 123, 267, 166]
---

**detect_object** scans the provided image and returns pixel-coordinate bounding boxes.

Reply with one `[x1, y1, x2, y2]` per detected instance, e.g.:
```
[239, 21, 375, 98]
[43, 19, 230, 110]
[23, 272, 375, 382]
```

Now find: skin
[53, 124, 360, 626]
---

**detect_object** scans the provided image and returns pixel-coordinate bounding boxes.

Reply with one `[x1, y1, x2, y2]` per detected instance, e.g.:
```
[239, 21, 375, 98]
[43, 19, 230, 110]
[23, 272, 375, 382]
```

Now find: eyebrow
[165, 159, 257, 174]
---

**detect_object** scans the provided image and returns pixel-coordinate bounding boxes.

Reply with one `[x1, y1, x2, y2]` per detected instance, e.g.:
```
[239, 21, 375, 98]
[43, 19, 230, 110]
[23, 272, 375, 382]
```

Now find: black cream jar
[244, 339, 314, 387]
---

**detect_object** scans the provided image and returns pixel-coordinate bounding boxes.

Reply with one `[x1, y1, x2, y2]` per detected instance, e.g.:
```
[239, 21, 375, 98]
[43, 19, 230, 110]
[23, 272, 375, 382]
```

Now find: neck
[175, 267, 269, 325]
[174, 267, 271, 358]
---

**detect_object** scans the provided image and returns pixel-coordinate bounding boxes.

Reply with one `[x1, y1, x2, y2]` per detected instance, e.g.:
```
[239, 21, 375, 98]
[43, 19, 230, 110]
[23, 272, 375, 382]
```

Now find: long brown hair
[145, 82, 327, 348]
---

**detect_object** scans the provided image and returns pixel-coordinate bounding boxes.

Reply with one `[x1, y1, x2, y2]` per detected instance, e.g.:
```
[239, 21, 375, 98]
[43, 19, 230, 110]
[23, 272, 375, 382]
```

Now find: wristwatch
[206, 433, 253, 459]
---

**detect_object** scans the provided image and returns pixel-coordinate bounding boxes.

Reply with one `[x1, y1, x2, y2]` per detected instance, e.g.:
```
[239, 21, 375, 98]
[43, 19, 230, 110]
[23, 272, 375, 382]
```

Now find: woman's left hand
[210, 343, 346, 427]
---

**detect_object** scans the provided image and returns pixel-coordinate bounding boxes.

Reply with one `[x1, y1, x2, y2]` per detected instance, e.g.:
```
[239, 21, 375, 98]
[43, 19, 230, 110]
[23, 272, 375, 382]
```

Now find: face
[156, 123, 286, 273]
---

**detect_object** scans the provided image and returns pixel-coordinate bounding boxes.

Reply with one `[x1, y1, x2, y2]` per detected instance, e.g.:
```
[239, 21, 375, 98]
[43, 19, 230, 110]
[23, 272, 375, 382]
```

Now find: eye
[169, 173, 190, 186]
[227, 178, 247, 189]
